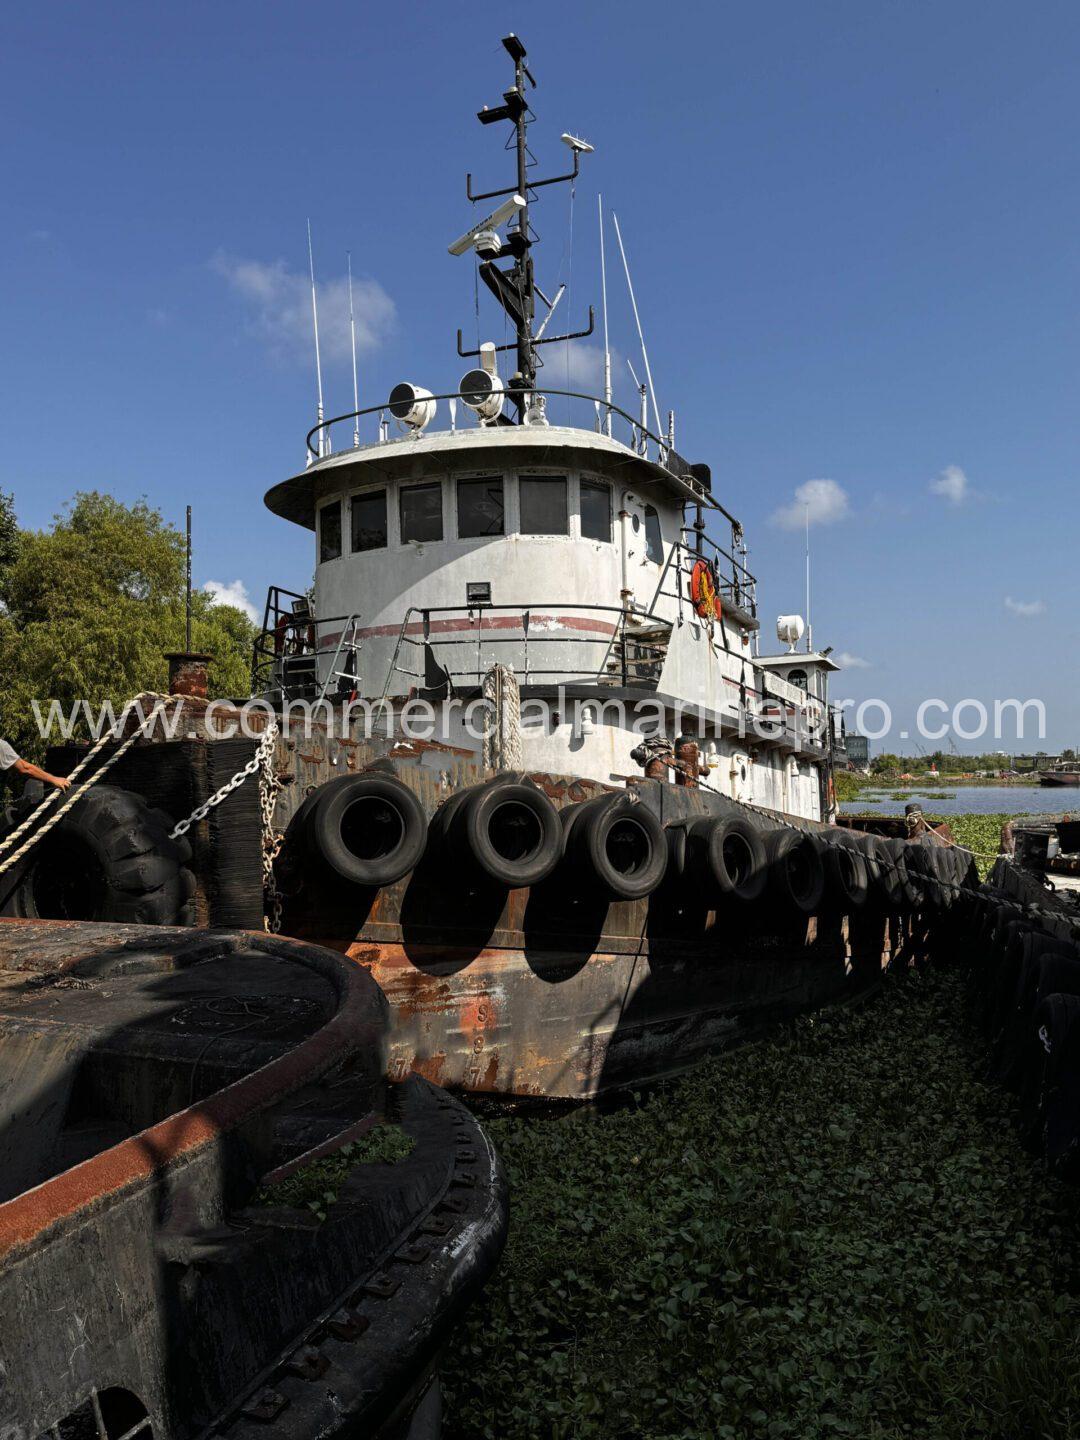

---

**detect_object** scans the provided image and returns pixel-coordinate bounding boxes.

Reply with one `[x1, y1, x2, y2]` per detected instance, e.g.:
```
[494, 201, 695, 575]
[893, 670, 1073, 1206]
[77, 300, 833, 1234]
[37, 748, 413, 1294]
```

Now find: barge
[0, 919, 507, 1440]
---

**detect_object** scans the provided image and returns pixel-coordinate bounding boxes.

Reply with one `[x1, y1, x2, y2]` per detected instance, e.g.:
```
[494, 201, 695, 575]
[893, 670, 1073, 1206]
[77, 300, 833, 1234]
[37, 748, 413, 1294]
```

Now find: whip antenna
[307, 219, 325, 459]
[805, 503, 813, 654]
[612, 211, 661, 438]
[599, 193, 612, 435]
[347, 250, 360, 448]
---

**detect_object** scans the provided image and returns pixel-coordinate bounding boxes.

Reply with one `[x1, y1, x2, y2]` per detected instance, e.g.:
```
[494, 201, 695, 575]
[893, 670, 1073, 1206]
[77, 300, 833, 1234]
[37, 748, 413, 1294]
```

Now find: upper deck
[265, 387, 721, 531]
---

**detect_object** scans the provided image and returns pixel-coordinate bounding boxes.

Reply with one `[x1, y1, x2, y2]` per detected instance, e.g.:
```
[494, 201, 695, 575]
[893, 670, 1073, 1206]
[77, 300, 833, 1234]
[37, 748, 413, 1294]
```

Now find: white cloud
[211, 252, 396, 363]
[929, 464, 971, 506]
[771, 478, 850, 530]
[204, 579, 259, 623]
[538, 339, 623, 394]
[1004, 596, 1046, 619]
[835, 652, 870, 669]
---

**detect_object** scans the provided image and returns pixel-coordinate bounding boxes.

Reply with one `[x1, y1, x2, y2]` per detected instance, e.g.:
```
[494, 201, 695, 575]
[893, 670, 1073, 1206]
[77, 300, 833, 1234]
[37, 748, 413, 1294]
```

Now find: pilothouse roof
[266, 419, 717, 531]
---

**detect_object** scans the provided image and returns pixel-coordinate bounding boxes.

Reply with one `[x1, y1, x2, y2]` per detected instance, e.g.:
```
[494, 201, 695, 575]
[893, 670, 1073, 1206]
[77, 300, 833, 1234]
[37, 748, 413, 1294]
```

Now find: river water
[842, 784, 1076, 817]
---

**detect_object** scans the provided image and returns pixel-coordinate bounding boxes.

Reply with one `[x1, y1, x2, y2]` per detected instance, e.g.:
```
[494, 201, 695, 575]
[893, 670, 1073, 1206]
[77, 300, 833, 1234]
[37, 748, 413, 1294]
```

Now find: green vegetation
[934, 812, 1010, 880]
[446, 968, 1080, 1439]
[0, 492, 256, 759]
[256, 1125, 415, 1220]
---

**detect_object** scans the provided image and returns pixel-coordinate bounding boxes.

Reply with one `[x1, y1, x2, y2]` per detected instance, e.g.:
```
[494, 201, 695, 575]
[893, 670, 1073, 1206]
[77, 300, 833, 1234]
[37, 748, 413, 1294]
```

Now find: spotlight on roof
[459, 368, 504, 422]
[388, 383, 436, 432]
[561, 132, 594, 154]
[460, 343, 503, 421]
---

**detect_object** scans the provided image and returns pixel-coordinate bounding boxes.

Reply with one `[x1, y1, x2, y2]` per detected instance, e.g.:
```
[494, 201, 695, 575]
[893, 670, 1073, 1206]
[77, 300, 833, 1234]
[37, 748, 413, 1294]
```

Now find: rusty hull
[274, 743, 897, 1101]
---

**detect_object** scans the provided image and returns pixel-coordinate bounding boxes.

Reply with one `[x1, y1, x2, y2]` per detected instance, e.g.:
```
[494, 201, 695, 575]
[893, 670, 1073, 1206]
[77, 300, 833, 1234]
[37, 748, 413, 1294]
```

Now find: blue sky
[3, 1, 1077, 750]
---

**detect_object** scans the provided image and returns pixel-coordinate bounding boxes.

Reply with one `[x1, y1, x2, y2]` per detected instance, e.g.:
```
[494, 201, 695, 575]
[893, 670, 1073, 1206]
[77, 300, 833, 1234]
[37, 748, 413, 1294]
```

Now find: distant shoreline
[853, 776, 1041, 788]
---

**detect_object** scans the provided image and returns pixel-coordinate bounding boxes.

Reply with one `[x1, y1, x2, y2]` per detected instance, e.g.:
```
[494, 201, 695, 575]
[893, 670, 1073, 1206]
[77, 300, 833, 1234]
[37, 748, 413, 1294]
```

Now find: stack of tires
[963, 873, 1080, 1178]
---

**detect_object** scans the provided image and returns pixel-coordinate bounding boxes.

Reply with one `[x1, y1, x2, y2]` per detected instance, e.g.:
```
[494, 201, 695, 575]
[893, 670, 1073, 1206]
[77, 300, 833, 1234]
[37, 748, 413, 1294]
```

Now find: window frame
[398, 480, 444, 545]
[518, 472, 570, 537]
[318, 497, 343, 564]
[579, 477, 613, 543]
[456, 473, 506, 539]
[350, 487, 388, 554]
[643, 503, 664, 565]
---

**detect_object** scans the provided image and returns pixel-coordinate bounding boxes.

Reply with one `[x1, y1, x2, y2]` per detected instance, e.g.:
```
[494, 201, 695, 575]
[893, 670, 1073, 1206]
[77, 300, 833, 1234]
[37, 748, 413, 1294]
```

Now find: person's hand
[50, 774, 72, 792]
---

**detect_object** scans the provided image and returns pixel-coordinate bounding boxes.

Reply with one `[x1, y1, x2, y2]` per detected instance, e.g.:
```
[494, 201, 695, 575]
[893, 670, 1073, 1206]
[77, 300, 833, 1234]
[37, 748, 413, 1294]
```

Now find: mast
[457, 35, 595, 422]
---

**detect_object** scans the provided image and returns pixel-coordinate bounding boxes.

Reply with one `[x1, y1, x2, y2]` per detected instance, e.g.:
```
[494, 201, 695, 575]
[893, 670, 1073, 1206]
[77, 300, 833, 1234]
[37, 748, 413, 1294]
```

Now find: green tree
[0, 492, 257, 760]
[0, 492, 17, 578]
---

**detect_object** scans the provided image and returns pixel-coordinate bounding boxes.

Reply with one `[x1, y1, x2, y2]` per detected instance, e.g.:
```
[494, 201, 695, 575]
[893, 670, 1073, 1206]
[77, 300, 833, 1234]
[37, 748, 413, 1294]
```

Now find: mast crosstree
[455, 33, 595, 422]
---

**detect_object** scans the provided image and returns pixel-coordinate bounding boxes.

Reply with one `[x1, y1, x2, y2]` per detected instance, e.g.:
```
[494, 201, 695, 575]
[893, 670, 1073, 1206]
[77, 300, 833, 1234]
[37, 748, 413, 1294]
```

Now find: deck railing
[377, 602, 671, 698]
[304, 387, 724, 509]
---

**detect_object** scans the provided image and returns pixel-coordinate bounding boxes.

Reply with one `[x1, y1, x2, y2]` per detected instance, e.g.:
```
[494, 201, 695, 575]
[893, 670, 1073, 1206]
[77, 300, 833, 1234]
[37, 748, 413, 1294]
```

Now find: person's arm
[13, 757, 72, 792]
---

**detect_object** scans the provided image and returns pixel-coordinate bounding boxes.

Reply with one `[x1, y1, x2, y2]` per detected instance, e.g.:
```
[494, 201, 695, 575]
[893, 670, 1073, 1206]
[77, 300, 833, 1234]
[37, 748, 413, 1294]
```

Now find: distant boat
[1039, 761, 1080, 787]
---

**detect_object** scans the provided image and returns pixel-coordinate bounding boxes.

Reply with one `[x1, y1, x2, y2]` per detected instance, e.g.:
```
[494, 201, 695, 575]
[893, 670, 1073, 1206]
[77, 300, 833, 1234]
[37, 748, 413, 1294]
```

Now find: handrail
[378, 601, 671, 698]
[304, 386, 726, 514]
[679, 527, 757, 609]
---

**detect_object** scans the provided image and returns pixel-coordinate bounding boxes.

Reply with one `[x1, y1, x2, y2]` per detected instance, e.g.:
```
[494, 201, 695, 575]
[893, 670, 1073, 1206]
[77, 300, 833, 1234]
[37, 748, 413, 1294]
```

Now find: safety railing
[678, 528, 757, 619]
[304, 387, 726, 511]
[377, 602, 672, 699]
[252, 587, 360, 700]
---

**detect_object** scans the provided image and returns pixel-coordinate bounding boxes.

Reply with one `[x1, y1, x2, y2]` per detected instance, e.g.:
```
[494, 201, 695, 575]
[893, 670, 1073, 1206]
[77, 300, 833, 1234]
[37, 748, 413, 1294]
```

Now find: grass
[255, 1124, 415, 1219]
[444, 902, 1080, 1436]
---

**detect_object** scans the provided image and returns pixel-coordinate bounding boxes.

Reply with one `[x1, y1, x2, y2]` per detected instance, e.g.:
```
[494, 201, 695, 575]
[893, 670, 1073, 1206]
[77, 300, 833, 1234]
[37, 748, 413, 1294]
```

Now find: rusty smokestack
[165, 652, 213, 700]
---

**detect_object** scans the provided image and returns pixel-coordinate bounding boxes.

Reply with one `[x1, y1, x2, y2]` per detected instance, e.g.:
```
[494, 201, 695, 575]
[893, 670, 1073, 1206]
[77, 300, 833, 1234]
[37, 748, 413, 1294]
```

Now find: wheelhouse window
[457, 476, 504, 538]
[400, 482, 443, 544]
[580, 480, 612, 543]
[319, 499, 342, 563]
[788, 669, 809, 692]
[519, 474, 568, 535]
[643, 504, 664, 564]
[351, 489, 387, 552]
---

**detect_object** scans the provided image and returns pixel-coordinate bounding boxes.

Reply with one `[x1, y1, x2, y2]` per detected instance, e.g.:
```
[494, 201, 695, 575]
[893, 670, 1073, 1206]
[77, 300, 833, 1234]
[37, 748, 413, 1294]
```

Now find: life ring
[689, 558, 720, 621]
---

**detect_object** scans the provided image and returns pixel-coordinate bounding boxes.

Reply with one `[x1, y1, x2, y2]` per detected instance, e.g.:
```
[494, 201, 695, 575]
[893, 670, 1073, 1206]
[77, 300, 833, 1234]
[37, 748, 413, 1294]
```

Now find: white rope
[0, 698, 171, 878]
[481, 664, 522, 772]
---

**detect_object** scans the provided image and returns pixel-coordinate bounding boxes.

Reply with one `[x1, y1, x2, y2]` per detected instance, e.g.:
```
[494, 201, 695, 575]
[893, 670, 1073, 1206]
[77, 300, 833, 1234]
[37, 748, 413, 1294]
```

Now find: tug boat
[1039, 760, 1080, 787]
[0, 34, 964, 1101]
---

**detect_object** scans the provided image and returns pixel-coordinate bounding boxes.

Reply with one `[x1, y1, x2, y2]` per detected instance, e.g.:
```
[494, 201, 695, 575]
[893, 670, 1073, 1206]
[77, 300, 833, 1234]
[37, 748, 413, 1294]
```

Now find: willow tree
[0, 492, 256, 759]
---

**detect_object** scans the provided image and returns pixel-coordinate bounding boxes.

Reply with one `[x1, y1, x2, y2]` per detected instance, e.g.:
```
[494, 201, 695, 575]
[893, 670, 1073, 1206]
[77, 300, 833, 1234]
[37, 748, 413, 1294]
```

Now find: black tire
[560, 792, 667, 900]
[15, 783, 193, 925]
[764, 828, 825, 915]
[456, 777, 562, 889]
[822, 840, 869, 911]
[307, 773, 428, 887]
[687, 816, 767, 904]
[880, 839, 919, 909]
[903, 843, 939, 911]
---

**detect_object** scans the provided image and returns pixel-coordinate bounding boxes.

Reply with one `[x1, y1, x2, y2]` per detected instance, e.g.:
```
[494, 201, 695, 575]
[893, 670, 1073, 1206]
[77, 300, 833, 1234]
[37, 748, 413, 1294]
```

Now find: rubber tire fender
[686, 815, 767, 904]
[763, 828, 825, 915]
[560, 791, 667, 901]
[457, 776, 562, 889]
[15, 783, 193, 926]
[307, 772, 428, 887]
[822, 839, 869, 911]
[880, 838, 919, 910]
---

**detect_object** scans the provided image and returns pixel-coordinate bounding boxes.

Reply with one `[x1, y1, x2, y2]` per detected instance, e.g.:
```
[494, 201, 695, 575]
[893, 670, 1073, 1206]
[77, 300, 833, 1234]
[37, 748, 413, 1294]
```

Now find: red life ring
[689, 558, 721, 621]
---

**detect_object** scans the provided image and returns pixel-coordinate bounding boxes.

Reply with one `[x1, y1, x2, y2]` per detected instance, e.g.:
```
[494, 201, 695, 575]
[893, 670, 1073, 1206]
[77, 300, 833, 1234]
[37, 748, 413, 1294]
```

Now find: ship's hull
[1039, 771, 1080, 787]
[341, 920, 894, 1100]
[20, 717, 904, 1104]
